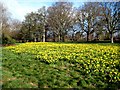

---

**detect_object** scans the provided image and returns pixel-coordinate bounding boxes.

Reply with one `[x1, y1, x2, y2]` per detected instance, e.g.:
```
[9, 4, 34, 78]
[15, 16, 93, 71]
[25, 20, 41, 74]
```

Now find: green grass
[2, 43, 120, 88]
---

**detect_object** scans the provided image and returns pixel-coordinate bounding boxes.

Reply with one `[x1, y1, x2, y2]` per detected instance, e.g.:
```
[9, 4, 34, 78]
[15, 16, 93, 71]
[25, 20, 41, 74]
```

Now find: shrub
[2, 33, 16, 45]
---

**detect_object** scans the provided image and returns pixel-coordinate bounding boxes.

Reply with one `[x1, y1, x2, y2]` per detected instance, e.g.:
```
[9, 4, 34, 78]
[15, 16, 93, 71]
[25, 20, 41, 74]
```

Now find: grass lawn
[1, 42, 120, 88]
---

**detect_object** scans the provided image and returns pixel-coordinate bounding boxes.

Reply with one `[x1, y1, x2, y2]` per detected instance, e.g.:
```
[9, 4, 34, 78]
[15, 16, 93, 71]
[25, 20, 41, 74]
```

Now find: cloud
[1, 0, 26, 20]
[0, 0, 49, 21]
[0, 0, 83, 21]
[1, 0, 118, 21]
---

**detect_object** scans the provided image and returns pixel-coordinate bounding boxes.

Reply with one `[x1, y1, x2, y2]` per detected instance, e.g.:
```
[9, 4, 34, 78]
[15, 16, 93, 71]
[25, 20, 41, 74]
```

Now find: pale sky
[0, 0, 119, 21]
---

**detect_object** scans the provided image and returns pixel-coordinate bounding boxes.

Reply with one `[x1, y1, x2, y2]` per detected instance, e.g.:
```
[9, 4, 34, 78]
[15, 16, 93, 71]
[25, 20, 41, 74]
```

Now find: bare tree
[100, 2, 120, 43]
[47, 2, 75, 42]
[9, 19, 22, 40]
[0, 2, 12, 43]
[37, 6, 47, 42]
[77, 2, 102, 41]
[0, 2, 10, 36]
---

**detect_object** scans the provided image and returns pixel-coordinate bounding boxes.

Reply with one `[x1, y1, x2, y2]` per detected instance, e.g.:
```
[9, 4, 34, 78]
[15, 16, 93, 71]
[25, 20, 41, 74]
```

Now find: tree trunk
[38, 35, 40, 42]
[110, 33, 114, 43]
[42, 28, 45, 42]
[34, 38, 36, 42]
[58, 34, 61, 42]
[72, 33, 74, 42]
[87, 32, 89, 42]
[45, 30, 47, 42]
[58, 33, 62, 42]
[62, 35, 65, 42]
[53, 32, 55, 42]
[60, 33, 62, 42]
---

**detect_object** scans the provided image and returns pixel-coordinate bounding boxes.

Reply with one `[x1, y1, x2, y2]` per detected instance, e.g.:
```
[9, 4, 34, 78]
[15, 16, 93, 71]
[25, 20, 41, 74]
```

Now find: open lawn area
[1, 42, 120, 88]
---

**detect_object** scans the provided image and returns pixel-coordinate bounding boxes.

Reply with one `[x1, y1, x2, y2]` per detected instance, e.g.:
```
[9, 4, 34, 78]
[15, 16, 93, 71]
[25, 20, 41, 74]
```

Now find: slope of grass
[2, 42, 120, 88]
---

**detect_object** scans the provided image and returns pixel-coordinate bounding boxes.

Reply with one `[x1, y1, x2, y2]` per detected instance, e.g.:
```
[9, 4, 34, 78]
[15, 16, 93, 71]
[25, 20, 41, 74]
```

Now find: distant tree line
[0, 2, 120, 44]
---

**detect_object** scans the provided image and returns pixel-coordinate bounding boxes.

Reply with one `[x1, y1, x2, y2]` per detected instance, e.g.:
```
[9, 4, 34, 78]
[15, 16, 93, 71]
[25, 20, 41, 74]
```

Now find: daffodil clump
[5, 42, 120, 84]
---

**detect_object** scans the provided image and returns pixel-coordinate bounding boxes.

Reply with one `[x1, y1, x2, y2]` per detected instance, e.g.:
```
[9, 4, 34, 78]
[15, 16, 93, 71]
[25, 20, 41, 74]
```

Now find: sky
[0, 0, 119, 21]
[0, 0, 84, 21]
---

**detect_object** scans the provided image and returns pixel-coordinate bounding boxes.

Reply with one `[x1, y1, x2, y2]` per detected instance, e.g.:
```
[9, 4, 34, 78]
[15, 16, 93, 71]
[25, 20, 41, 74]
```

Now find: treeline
[0, 2, 120, 44]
